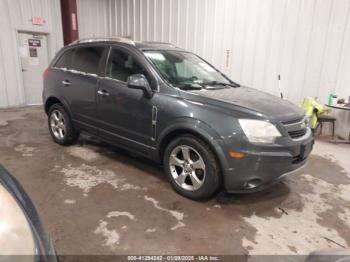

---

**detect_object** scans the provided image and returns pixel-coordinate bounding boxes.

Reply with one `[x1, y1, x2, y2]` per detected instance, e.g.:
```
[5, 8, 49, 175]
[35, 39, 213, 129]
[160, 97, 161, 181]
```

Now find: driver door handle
[97, 90, 110, 96]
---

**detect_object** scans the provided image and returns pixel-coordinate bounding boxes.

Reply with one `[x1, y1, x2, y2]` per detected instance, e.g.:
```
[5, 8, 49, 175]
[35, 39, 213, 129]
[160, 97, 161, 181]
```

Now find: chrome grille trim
[282, 116, 306, 126]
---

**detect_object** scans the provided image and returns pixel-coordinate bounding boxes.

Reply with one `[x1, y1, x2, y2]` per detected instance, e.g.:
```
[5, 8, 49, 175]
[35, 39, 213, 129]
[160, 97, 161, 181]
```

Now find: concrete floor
[0, 106, 349, 256]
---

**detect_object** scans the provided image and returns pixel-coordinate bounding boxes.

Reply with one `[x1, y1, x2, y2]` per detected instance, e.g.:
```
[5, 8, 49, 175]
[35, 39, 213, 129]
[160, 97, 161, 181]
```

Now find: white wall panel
[76, 0, 350, 104]
[0, 0, 63, 108]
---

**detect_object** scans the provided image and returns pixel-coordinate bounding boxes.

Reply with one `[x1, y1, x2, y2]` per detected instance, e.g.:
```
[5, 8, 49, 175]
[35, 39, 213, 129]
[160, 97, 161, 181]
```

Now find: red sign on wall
[32, 16, 44, 25]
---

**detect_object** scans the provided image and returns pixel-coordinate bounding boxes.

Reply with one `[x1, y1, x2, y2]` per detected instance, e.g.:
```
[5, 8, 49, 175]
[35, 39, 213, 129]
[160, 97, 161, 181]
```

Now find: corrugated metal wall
[0, 0, 63, 108]
[77, 0, 350, 105]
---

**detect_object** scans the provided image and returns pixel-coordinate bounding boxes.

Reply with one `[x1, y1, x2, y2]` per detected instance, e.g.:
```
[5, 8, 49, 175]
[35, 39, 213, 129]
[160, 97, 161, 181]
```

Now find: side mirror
[127, 74, 153, 98]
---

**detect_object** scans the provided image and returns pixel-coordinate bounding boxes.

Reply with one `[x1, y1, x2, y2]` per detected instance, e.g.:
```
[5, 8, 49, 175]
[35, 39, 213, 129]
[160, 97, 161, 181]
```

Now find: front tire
[48, 104, 79, 145]
[164, 135, 221, 200]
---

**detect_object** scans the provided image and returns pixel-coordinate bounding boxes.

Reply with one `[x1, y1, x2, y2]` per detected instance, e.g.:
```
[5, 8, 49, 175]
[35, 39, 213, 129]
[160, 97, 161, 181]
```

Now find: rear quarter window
[54, 48, 75, 69]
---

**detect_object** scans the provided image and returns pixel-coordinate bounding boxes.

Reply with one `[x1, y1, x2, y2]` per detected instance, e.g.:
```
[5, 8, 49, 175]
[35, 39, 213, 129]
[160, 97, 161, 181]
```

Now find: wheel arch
[44, 96, 62, 114]
[157, 122, 228, 172]
[44, 96, 73, 119]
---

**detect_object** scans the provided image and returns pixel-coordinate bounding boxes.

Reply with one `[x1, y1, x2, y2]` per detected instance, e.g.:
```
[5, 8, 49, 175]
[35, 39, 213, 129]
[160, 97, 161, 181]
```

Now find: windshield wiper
[202, 81, 239, 88]
[177, 83, 203, 91]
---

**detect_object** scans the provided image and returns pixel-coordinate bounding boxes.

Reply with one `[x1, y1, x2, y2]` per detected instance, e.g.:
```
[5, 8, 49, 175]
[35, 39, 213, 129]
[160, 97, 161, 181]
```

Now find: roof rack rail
[69, 37, 135, 46]
[142, 41, 177, 48]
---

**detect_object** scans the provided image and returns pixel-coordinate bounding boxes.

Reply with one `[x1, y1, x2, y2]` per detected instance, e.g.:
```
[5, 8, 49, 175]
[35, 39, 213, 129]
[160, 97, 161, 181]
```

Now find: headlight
[238, 119, 282, 144]
[0, 183, 36, 255]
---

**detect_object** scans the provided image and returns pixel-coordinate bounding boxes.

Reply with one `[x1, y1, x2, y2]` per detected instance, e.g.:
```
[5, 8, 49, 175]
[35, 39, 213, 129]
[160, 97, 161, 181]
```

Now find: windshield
[143, 50, 236, 90]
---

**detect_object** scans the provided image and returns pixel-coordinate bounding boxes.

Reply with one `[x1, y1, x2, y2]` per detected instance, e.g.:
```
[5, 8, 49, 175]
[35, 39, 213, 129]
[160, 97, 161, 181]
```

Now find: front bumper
[222, 134, 314, 193]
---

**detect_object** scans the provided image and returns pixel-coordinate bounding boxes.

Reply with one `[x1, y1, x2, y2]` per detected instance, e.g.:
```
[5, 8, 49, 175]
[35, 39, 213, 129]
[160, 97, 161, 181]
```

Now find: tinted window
[55, 48, 74, 69]
[72, 46, 105, 75]
[107, 48, 146, 82]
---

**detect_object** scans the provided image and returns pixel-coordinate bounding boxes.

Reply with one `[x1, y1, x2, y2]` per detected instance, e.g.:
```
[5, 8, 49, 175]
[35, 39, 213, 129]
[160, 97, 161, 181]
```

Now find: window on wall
[55, 48, 75, 69]
[106, 48, 147, 82]
[71, 46, 105, 75]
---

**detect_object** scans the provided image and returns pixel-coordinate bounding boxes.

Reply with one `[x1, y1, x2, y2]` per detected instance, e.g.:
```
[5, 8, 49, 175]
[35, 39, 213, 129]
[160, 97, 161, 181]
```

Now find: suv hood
[184, 86, 305, 121]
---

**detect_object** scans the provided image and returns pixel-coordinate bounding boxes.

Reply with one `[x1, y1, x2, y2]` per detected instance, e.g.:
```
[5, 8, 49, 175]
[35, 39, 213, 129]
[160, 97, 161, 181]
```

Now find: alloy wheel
[50, 110, 66, 140]
[169, 145, 206, 191]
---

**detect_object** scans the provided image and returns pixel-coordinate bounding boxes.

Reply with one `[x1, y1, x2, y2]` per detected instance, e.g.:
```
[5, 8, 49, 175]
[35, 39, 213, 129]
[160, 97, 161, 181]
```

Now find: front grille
[288, 128, 307, 139]
[282, 116, 308, 139]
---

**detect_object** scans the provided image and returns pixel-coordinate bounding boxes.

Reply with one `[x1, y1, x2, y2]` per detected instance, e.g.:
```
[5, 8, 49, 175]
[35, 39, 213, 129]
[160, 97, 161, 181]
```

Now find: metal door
[18, 32, 49, 105]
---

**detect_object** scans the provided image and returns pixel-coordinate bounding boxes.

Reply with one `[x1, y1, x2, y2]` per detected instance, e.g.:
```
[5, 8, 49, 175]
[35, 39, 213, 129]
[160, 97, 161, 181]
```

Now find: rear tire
[48, 104, 79, 145]
[163, 135, 221, 200]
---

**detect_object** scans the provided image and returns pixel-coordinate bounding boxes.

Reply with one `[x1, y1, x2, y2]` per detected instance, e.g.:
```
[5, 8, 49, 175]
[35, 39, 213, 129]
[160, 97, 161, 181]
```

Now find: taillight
[43, 68, 49, 79]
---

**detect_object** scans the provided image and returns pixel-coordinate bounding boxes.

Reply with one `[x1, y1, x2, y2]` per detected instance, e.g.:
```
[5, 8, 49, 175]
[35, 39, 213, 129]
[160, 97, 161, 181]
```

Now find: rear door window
[54, 48, 75, 69]
[71, 46, 105, 75]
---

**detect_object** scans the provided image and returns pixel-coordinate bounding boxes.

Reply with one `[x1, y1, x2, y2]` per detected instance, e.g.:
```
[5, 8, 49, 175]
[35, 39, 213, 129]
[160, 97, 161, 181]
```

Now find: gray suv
[43, 38, 314, 200]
